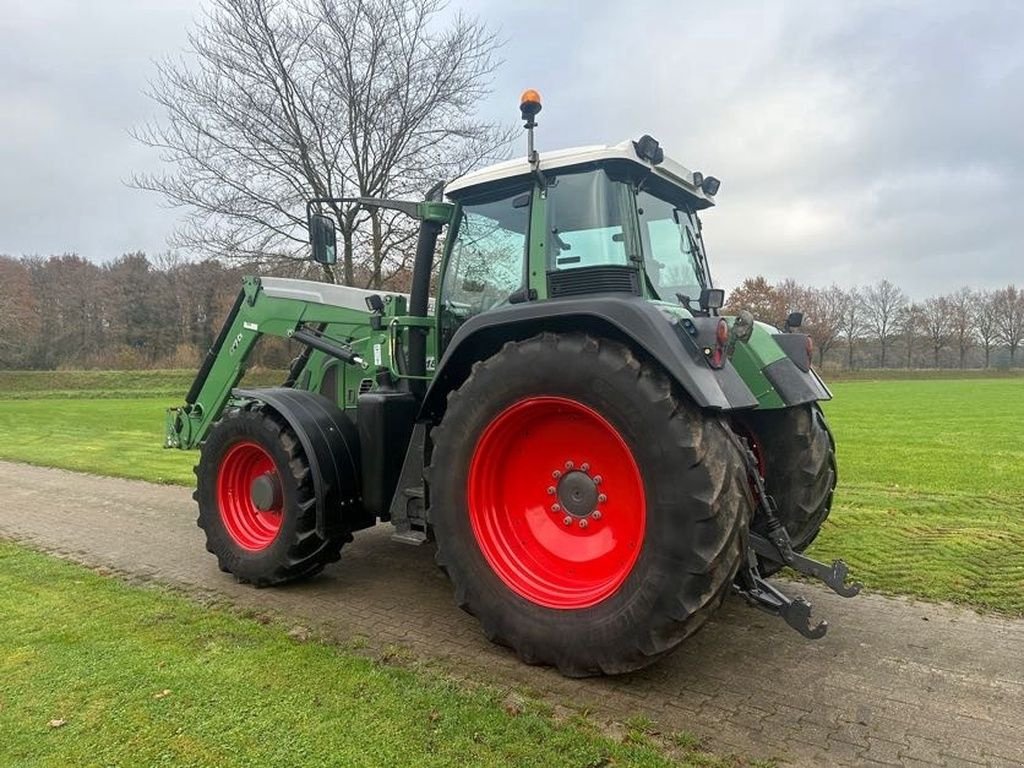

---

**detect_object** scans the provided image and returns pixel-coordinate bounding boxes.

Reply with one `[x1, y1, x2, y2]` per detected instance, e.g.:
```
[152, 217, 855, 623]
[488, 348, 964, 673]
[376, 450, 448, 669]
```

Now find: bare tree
[992, 285, 1024, 364]
[921, 296, 952, 367]
[974, 289, 999, 368]
[837, 287, 866, 370]
[898, 302, 923, 368]
[133, 0, 513, 286]
[864, 279, 908, 368]
[802, 284, 846, 366]
[945, 287, 975, 369]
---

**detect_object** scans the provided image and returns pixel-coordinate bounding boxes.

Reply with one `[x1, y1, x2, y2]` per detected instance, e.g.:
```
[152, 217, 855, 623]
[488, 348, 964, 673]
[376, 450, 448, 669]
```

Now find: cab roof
[444, 138, 717, 208]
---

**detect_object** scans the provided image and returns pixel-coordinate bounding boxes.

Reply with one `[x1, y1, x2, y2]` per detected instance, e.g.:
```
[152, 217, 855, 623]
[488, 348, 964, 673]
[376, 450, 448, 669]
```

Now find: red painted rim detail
[468, 397, 646, 609]
[217, 441, 283, 551]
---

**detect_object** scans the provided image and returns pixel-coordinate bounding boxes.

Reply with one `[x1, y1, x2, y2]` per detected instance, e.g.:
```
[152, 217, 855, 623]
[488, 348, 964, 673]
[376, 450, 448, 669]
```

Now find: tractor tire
[195, 406, 347, 586]
[740, 404, 836, 576]
[427, 333, 752, 677]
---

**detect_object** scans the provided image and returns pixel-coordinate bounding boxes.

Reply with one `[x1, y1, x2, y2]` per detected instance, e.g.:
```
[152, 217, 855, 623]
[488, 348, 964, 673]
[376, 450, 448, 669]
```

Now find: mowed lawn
[0, 542, 696, 768]
[0, 372, 1021, 613]
[812, 378, 1024, 614]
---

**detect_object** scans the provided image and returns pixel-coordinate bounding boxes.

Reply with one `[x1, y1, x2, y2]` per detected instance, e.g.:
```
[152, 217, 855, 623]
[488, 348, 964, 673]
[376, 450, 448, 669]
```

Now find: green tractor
[166, 90, 859, 676]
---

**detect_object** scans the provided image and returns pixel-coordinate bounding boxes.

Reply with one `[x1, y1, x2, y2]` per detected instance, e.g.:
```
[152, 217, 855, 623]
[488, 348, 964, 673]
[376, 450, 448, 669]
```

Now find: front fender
[421, 296, 759, 421]
[233, 388, 370, 537]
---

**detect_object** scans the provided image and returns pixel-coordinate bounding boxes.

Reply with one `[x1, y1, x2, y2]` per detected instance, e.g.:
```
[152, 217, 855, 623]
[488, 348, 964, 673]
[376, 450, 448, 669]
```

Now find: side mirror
[699, 288, 725, 312]
[785, 311, 804, 331]
[309, 214, 337, 266]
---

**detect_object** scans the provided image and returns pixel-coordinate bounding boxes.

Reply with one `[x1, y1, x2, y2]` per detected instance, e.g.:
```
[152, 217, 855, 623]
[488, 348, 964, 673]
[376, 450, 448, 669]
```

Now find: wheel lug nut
[565, 461, 574, 470]
[547, 486, 556, 495]
[581, 462, 590, 472]
[592, 510, 602, 520]
[552, 470, 562, 479]
[552, 503, 561, 512]
[598, 493, 607, 503]
[593, 475, 602, 485]
[563, 516, 572, 526]
[578, 519, 588, 529]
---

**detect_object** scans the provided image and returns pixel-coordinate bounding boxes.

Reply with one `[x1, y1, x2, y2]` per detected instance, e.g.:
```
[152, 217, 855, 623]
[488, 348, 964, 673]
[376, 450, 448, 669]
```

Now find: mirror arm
[307, 196, 422, 226]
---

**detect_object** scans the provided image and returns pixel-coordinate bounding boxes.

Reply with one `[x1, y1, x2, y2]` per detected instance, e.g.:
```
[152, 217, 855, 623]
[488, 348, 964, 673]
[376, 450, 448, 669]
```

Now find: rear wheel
[739, 404, 836, 575]
[195, 407, 347, 586]
[428, 333, 752, 676]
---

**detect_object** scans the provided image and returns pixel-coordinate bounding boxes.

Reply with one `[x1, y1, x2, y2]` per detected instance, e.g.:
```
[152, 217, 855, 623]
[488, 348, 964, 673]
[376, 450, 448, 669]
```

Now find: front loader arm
[165, 276, 274, 449]
[165, 275, 379, 450]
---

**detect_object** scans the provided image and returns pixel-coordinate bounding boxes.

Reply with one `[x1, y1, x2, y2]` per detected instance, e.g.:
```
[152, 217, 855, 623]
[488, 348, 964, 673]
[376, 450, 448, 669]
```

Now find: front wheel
[427, 333, 752, 677]
[195, 407, 346, 586]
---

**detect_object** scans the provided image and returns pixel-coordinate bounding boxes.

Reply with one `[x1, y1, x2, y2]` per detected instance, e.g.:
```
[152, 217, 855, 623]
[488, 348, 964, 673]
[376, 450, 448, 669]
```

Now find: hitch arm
[750, 532, 862, 598]
[733, 552, 828, 639]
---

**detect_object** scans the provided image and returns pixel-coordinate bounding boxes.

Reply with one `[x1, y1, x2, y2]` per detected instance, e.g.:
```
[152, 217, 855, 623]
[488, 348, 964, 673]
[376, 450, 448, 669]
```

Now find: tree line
[725, 277, 1024, 370]
[1, 250, 1019, 372]
[0, 252, 307, 370]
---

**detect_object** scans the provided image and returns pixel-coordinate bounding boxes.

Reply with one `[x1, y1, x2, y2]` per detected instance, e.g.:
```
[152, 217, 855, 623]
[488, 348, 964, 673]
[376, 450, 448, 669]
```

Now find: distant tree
[105, 252, 178, 360]
[898, 302, 924, 368]
[992, 285, 1024, 364]
[133, 0, 513, 286]
[974, 290, 999, 368]
[945, 287, 975, 369]
[26, 254, 108, 367]
[723, 276, 788, 327]
[775, 278, 810, 315]
[837, 287, 866, 370]
[921, 296, 952, 367]
[864, 279, 908, 368]
[0, 256, 39, 368]
[803, 284, 846, 366]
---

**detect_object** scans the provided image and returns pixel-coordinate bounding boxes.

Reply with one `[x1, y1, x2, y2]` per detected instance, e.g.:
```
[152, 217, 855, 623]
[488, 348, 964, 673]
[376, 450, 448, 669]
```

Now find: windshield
[636, 188, 706, 303]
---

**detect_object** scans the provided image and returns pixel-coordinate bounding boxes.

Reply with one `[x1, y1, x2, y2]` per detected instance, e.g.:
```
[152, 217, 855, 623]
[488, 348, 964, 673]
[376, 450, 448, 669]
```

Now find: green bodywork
[164, 281, 437, 450]
[166, 165, 825, 452]
[727, 323, 789, 408]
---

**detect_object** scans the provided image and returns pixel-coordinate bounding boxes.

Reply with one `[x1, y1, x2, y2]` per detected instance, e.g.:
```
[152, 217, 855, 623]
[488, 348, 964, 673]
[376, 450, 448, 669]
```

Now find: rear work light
[711, 319, 729, 368]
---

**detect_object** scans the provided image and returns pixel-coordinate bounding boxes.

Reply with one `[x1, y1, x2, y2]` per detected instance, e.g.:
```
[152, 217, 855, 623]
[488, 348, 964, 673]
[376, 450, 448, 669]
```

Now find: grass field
[0, 541, 723, 768]
[0, 372, 1021, 614]
[0, 370, 1019, 767]
[811, 378, 1024, 613]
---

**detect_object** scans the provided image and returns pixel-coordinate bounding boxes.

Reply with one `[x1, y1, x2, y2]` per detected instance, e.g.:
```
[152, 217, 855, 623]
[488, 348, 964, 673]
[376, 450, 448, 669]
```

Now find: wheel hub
[250, 472, 281, 512]
[467, 396, 645, 609]
[557, 470, 598, 517]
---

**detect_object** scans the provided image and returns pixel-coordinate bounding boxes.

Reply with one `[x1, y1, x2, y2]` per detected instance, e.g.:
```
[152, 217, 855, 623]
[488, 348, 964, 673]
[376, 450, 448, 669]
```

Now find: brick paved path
[1, 461, 1021, 767]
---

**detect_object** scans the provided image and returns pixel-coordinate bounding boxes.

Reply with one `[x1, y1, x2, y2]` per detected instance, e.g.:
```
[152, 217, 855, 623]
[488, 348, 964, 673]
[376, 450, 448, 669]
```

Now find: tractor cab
[438, 134, 724, 350]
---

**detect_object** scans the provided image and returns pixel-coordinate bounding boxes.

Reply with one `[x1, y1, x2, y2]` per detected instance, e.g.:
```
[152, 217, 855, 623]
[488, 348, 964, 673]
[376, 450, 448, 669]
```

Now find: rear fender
[420, 296, 759, 421]
[233, 388, 372, 536]
[728, 324, 832, 409]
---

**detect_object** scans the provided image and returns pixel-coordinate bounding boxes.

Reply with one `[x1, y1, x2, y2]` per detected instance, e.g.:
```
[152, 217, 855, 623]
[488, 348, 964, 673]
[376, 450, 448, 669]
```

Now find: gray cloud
[1, 0, 1021, 296]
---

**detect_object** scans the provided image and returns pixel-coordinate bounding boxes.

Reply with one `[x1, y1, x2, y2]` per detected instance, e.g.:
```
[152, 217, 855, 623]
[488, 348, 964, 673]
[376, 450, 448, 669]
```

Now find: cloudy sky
[1, 0, 1020, 295]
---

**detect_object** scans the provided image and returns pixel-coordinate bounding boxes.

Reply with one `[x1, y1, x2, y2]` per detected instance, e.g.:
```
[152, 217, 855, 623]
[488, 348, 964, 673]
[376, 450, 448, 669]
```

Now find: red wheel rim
[216, 441, 283, 551]
[468, 397, 646, 609]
